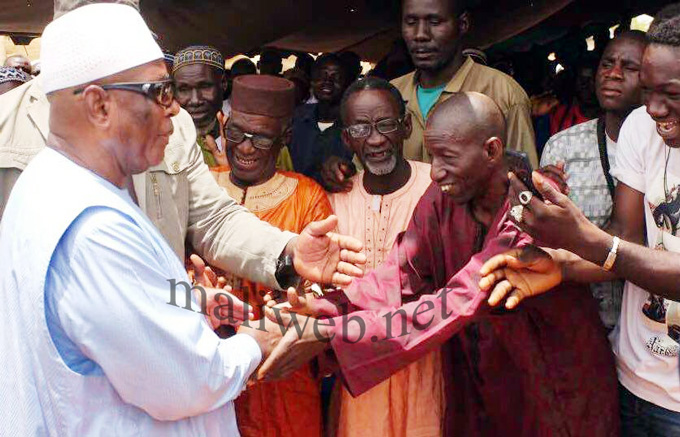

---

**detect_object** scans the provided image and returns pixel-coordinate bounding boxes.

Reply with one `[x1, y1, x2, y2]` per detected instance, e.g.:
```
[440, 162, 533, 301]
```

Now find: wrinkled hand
[479, 245, 563, 309]
[508, 171, 595, 252]
[536, 161, 569, 195]
[257, 306, 332, 381]
[321, 156, 356, 193]
[293, 215, 366, 286]
[189, 254, 253, 328]
[204, 111, 229, 167]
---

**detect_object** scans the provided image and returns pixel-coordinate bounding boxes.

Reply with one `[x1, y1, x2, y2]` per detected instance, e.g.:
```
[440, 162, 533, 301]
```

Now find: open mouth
[657, 120, 680, 139]
[365, 150, 391, 161]
[235, 154, 259, 168]
[440, 184, 452, 194]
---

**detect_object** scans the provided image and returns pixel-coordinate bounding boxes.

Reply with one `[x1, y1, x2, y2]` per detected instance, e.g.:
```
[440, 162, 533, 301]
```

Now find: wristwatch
[275, 254, 301, 290]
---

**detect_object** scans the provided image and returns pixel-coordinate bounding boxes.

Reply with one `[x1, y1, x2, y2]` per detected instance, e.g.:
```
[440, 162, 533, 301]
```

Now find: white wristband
[603, 236, 620, 272]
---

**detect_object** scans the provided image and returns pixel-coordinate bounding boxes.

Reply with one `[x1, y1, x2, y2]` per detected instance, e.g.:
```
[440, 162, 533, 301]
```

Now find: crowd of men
[1, 0, 680, 436]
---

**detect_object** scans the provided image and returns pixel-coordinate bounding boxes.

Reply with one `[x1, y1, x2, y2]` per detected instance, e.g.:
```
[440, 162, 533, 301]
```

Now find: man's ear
[281, 122, 293, 148]
[82, 85, 112, 128]
[458, 11, 471, 37]
[484, 136, 504, 164]
[402, 112, 413, 141]
[341, 127, 352, 148]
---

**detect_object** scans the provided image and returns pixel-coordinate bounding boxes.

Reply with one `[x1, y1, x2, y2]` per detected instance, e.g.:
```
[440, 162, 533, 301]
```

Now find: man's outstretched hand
[292, 215, 366, 286]
[479, 245, 563, 309]
[188, 254, 254, 328]
[257, 305, 332, 381]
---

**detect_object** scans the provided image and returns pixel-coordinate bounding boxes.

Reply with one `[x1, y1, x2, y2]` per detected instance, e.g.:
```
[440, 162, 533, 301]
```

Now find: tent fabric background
[1, 0, 572, 61]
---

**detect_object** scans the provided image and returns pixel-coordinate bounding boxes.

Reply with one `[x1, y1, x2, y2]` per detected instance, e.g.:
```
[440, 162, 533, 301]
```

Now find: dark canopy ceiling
[0, 0, 670, 62]
[2, 0, 573, 61]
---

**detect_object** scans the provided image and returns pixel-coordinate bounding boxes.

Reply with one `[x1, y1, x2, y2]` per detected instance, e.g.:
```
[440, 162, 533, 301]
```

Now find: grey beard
[364, 156, 397, 176]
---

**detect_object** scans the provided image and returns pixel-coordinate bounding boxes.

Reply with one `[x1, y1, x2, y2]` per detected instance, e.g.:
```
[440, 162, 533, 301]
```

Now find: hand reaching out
[479, 245, 563, 309]
[188, 254, 254, 328]
[257, 305, 331, 381]
[293, 215, 366, 286]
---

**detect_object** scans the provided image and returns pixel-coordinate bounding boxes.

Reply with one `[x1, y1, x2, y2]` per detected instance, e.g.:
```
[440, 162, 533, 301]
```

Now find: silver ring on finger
[510, 205, 524, 223]
[519, 191, 533, 206]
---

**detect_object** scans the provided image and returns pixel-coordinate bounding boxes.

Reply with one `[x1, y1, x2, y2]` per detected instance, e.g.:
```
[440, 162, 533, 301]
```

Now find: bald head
[425, 92, 508, 205]
[427, 91, 507, 147]
[4, 55, 32, 76]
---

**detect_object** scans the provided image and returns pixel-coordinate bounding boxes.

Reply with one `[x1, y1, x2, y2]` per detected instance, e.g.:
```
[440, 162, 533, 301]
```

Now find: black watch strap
[275, 254, 301, 290]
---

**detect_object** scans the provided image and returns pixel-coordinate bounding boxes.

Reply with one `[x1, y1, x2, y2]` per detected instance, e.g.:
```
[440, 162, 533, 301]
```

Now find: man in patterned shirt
[540, 30, 647, 329]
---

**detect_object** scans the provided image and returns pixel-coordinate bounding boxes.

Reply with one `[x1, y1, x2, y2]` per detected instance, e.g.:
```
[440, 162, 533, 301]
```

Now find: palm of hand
[294, 231, 339, 284]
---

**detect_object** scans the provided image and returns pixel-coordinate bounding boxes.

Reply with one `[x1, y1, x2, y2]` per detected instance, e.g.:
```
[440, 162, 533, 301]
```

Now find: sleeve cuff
[609, 168, 645, 194]
[227, 333, 263, 377]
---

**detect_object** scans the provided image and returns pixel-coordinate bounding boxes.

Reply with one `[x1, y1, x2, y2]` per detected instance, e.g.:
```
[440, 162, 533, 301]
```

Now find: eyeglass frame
[224, 123, 283, 151]
[73, 79, 176, 108]
[344, 118, 404, 139]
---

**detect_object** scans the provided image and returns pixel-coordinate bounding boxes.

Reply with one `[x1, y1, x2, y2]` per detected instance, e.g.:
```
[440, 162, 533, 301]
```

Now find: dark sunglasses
[73, 80, 175, 108]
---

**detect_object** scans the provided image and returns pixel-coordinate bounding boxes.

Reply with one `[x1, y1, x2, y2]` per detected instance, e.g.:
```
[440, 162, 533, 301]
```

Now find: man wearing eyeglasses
[0, 4, 366, 436]
[327, 76, 444, 437]
[207, 74, 332, 437]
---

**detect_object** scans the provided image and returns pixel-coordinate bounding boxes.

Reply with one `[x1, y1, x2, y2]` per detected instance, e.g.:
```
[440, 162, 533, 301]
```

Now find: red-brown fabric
[314, 183, 619, 436]
[231, 74, 295, 118]
[549, 102, 592, 135]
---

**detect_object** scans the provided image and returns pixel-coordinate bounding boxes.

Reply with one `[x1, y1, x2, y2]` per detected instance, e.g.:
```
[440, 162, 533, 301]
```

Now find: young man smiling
[483, 5, 680, 434]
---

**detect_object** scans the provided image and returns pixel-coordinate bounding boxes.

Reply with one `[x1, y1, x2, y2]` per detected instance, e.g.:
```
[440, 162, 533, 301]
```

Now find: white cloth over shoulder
[0, 147, 261, 436]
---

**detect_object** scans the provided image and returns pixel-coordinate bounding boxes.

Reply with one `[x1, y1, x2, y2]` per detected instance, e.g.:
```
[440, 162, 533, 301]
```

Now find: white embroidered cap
[40, 3, 162, 94]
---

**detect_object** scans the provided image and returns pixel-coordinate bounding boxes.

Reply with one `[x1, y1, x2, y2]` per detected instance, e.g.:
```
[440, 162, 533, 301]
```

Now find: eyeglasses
[73, 80, 175, 108]
[345, 118, 402, 139]
[225, 125, 280, 150]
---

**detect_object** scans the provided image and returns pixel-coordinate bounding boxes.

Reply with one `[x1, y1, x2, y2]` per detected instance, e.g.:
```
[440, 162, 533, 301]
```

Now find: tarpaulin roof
[1, 0, 574, 61]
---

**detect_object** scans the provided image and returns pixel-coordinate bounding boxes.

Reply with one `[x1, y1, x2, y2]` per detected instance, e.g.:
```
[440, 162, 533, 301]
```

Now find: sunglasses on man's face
[73, 80, 175, 108]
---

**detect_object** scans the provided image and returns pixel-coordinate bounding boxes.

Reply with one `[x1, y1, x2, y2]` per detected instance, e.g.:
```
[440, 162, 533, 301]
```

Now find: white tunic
[0, 148, 261, 436]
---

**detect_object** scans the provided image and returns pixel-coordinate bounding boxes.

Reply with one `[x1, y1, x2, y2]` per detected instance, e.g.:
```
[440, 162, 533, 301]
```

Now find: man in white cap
[0, 0, 335, 302]
[0, 3, 364, 436]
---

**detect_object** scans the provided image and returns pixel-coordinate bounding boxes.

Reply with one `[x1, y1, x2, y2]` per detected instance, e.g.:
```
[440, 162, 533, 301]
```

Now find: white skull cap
[40, 3, 162, 94]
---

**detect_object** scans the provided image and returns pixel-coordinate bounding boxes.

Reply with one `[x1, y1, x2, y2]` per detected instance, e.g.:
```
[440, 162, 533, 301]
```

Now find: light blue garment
[416, 83, 447, 119]
[0, 148, 261, 436]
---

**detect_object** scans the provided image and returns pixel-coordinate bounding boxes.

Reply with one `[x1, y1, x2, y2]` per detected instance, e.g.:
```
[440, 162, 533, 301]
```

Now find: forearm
[566, 224, 680, 300]
[556, 248, 618, 284]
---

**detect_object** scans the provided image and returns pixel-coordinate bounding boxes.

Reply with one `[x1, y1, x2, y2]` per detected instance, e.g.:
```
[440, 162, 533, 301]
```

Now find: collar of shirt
[402, 56, 476, 126]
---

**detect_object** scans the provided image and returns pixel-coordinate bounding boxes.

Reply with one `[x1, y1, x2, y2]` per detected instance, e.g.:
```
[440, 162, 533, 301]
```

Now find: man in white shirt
[0, 4, 364, 436]
[481, 5, 680, 434]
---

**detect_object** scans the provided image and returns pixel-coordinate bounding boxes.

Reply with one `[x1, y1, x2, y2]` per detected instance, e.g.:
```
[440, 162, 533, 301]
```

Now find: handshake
[188, 254, 338, 384]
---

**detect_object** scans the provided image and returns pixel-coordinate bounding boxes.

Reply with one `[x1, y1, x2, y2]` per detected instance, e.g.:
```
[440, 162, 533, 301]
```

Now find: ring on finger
[510, 205, 524, 223]
[519, 191, 533, 206]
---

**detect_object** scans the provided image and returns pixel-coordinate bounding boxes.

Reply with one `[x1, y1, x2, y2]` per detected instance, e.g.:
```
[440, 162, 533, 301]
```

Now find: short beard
[364, 155, 397, 176]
